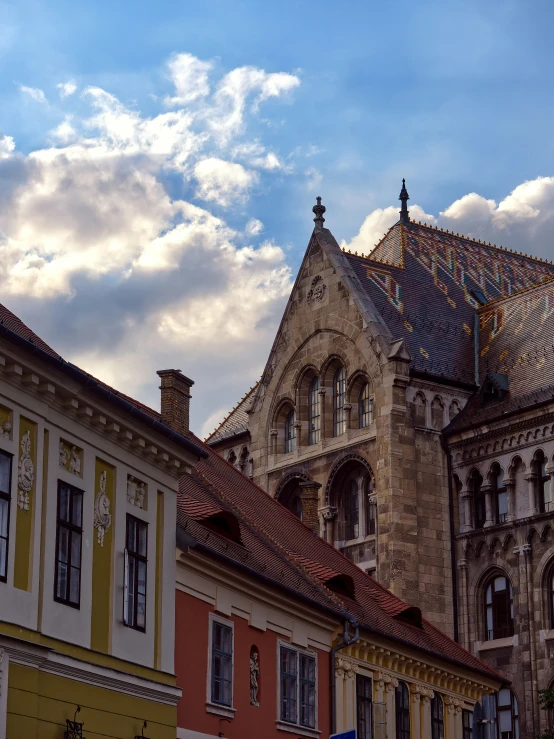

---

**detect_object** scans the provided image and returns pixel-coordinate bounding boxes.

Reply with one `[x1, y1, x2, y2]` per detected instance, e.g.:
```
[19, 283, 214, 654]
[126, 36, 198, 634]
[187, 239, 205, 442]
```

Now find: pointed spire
[399, 178, 410, 224]
[312, 196, 326, 231]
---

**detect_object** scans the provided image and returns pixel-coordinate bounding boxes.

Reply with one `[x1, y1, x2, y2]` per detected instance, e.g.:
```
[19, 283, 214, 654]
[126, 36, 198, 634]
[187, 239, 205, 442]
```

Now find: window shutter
[123, 548, 129, 625]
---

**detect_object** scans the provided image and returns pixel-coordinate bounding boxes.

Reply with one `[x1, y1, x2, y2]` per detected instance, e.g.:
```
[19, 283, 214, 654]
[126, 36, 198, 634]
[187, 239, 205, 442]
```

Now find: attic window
[394, 606, 423, 629]
[324, 573, 356, 600]
[481, 372, 509, 405]
[470, 288, 487, 306]
[202, 511, 243, 546]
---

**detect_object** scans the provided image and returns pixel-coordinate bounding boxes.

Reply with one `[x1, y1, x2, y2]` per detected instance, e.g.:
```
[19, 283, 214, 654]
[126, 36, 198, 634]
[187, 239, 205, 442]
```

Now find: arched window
[285, 410, 296, 453]
[308, 377, 320, 445]
[431, 693, 444, 739]
[485, 574, 514, 640]
[471, 469, 485, 529]
[449, 399, 460, 421]
[548, 564, 554, 629]
[492, 464, 507, 524]
[431, 397, 444, 430]
[359, 383, 373, 428]
[535, 450, 552, 513]
[395, 681, 410, 739]
[278, 481, 303, 521]
[413, 393, 427, 427]
[333, 367, 346, 437]
[496, 688, 519, 738]
[342, 479, 359, 541]
[228, 449, 237, 466]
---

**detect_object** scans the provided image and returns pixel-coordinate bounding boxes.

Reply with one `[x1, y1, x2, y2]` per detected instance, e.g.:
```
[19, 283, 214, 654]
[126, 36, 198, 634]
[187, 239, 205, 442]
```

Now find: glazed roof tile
[178, 432, 501, 683]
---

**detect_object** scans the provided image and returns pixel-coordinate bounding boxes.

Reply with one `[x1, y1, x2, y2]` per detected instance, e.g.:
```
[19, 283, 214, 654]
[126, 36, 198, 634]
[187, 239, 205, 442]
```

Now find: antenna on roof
[312, 196, 326, 231]
[399, 178, 410, 224]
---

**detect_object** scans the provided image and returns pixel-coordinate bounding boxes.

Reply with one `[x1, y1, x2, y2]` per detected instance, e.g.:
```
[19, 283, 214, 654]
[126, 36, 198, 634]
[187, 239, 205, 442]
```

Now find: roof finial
[312, 196, 326, 231]
[399, 178, 410, 224]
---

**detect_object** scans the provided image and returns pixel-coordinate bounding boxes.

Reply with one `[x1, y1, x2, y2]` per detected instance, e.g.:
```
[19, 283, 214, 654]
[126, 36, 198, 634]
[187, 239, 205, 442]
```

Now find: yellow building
[0, 306, 205, 739]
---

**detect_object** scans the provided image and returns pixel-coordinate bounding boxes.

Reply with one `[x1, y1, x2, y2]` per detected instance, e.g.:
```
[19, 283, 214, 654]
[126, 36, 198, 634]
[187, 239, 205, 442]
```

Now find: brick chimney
[157, 369, 194, 435]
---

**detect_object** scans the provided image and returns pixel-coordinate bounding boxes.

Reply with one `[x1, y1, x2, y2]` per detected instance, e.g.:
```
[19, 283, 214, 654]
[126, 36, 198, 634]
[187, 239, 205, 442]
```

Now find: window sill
[477, 635, 517, 652]
[206, 702, 236, 719]
[276, 721, 320, 738]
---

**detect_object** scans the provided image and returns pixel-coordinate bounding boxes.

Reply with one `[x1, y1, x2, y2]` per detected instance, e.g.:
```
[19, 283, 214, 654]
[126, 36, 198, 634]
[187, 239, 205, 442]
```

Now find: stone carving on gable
[94, 470, 112, 547]
[307, 275, 327, 305]
[17, 430, 34, 511]
[127, 474, 147, 509]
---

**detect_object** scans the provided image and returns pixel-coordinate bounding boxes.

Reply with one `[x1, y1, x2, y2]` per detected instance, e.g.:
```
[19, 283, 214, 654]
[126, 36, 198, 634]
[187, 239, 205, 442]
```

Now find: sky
[2, 0, 554, 437]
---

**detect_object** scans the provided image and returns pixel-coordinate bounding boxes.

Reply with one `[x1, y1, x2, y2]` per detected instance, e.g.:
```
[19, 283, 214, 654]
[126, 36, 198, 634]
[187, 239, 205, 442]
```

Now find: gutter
[441, 435, 459, 643]
[0, 324, 207, 460]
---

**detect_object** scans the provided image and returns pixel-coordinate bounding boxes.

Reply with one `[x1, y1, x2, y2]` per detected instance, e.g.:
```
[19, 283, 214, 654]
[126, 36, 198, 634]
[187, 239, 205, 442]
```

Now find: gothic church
[206, 182, 554, 737]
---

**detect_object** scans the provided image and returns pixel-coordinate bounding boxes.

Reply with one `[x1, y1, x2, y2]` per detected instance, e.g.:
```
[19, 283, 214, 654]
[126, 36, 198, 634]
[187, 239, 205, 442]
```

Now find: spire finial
[399, 178, 410, 224]
[312, 196, 326, 231]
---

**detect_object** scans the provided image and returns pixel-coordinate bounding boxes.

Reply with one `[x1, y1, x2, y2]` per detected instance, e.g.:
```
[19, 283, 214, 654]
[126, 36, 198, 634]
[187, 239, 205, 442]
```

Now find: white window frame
[276, 639, 320, 738]
[206, 612, 236, 719]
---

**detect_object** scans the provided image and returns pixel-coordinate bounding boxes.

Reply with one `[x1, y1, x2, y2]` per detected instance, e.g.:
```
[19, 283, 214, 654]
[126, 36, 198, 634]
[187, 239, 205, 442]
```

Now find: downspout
[441, 434, 460, 643]
[330, 618, 360, 735]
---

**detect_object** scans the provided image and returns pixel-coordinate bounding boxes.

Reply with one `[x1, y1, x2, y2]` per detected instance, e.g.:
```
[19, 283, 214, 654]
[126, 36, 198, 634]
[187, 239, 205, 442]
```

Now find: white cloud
[305, 167, 323, 192]
[246, 218, 264, 236]
[194, 157, 258, 206]
[0, 52, 298, 433]
[164, 52, 212, 106]
[20, 85, 47, 104]
[57, 80, 77, 98]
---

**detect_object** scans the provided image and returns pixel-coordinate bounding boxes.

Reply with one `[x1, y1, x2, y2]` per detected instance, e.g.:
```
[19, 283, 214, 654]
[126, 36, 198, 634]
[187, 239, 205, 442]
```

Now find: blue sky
[1, 0, 554, 434]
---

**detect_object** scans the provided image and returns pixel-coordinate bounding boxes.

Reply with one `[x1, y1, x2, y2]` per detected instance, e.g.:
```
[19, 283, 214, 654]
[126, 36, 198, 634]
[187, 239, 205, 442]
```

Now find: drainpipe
[330, 618, 360, 735]
[441, 435, 460, 643]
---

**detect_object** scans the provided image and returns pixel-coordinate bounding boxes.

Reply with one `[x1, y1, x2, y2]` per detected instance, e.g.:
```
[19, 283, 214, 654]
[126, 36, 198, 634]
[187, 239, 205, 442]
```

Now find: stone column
[299, 481, 322, 535]
[483, 484, 495, 527]
[409, 685, 422, 739]
[459, 488, 473, 532]
[420, 689, 433, 739]
[319, 506, 337, 544]
[335, 658, 358, 732]
[545, 463, 554, 511]
[515, 542, 538, 735]
[343, 402, 352, 438]
[444, 696, 462, 739]
[0, 649, 8, 739]
[457, 557, 470, 650]
[293, 421, 302, 452]
[503, 477, 516, 522]
[376, 672, 398, 739]
[525, 473, 538, 517]
[269, 428, 278, 456]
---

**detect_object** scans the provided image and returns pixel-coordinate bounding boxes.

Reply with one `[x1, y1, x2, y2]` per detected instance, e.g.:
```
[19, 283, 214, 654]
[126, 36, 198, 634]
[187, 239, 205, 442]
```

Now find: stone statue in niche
[69, 446, 81, 476]
[59, 443, 68, 468]
[250, 647, 260, 707]
[127, 475, 146, 509]
[94, 470, 112, 547]
[1, 422, 11, 439]
[17, 430, 34, 511]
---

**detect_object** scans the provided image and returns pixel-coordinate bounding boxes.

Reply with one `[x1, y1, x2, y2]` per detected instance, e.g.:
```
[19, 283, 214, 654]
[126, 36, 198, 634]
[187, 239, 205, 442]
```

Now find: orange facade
[175, 589, 331, 739]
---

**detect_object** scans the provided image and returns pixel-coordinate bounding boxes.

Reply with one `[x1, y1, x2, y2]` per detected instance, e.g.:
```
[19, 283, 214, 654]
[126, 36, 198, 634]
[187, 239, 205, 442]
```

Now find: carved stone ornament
[17, 430, 34, 511]
[319, 505, 338, 521]
[127, 475, 146, 509]
[250, 649, 260, 707]
[444, 695, 463, 714]
[410, 683, 434, 704]
[94, 470, 112, 547]
[376, 671, 399, 692]
[335, 657, 359, 678]
[1, 422, 11, 439]
[59, 440, 82, 476]
[307, 275, 327, 305]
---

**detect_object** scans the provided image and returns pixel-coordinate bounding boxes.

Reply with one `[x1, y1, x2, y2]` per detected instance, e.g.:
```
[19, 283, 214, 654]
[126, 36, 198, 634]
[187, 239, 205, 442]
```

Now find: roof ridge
[204, 381, 259, 442]
[478, 272, 554, 311]
[409, 220, 554, 267]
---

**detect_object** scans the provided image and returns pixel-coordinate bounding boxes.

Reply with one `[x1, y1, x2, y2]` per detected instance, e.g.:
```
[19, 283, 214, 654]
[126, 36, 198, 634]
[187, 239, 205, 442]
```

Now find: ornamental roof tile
[178, 431, 502, 683]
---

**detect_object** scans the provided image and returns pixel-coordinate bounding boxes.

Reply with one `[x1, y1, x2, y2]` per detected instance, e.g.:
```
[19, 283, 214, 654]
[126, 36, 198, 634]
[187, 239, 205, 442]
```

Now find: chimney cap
[156, 368, 194, 387]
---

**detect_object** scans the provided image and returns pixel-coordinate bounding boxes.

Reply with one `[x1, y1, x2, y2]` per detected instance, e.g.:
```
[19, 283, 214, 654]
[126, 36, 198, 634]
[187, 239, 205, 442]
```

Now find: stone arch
[348, 370, 373, 429]
[412, 391, 427, 427]
[275, 469, 313, 521]
[473, 565, 515, 641]
[324, 452, 374, 506]
[430, 396, 444, 430]
[269, 397, 296, 455]
[320, 353, 348, 386]
[325, 453, 375, 548]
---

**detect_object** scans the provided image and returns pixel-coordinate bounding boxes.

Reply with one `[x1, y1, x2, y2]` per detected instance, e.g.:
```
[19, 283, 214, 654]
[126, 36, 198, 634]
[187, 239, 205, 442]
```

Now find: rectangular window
[356, 674, 373, 739]
[280, 645, 316, 728]
[54, 481, 83, 607]
[366, 497, 376, 536]
[211, 619, 233, 706]
[0, 451, 12, 583]
[124, 514, 148, 630]
[462, 709, 473, 739]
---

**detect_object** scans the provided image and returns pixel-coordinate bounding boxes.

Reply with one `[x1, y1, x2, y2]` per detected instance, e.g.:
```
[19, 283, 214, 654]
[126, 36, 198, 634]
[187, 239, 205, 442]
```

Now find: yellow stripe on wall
[13, 417, 37, 591]
[91, 459, 116, 654]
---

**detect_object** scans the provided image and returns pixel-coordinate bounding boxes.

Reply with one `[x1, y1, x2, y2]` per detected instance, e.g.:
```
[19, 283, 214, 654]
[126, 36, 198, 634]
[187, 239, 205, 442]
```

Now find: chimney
[157, 369, 194, 435]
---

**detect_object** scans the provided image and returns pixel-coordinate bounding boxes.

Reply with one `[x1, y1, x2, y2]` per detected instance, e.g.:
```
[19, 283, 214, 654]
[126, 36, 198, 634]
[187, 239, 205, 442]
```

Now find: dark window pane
[356, 674, 372, 739]
[58, 485, 70, 522]
[0, 538, 7, 580]
[0, 454, 11, 494]
[308, 377, 320, 445]
[0, 497, 8, 538]
[72, 492, 83, 527]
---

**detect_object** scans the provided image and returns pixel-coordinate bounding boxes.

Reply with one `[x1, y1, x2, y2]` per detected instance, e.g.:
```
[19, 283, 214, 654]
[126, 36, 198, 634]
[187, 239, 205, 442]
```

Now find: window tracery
[333, 367, 346, 437]
[308, 377, 320, 445]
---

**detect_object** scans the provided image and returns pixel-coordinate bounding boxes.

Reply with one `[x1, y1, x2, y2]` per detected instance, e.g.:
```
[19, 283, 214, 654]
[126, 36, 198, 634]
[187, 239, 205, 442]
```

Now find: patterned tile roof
[345, 221, 554, 386]
[178, 432, 502, 682]
[205, 382, 258, 444]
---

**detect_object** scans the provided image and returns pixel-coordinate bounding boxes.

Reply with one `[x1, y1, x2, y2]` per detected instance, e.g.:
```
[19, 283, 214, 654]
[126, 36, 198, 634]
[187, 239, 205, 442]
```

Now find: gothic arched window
[285, 410, 296, 453]
[342, 478, 359, 541]
[485, 574, 514, 641]
[431, 397, 444, 430]
[413, 392, 427, 427]
[333, 367, 346, 437]
[431, 694, 444, 739]
[471, 469, 485, 529]
[359, 383, 373, 428]
[535, 450, 552, 513]
[308, 377, 320, 445]
[395, 681, 410, 739]
[492, 463, 507, 524]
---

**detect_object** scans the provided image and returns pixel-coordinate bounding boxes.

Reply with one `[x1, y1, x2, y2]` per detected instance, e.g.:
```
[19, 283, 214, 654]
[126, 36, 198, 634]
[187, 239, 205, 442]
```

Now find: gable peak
[312, 196, 326, 231]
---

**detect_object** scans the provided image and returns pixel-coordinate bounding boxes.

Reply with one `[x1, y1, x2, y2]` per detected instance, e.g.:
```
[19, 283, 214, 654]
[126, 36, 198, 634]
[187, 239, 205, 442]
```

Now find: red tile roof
[178, 433, 502, 683]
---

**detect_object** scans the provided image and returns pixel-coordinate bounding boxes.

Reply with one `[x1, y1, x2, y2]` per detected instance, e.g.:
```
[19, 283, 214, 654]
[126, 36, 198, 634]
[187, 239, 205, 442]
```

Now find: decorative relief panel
[59, 439, 83, 477]
[127, 474, 147, 510]
[306, 275, 327, 305]
[0, 406, 12, 440]
[94, 469, 112, 546]
[17, 428, 34, 511]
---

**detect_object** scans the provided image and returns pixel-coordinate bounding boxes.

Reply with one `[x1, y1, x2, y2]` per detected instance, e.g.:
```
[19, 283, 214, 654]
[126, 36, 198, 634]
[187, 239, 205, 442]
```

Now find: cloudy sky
[1, 0, 554, 437]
